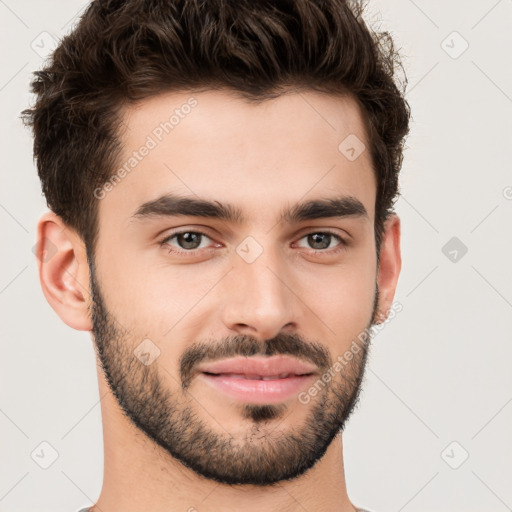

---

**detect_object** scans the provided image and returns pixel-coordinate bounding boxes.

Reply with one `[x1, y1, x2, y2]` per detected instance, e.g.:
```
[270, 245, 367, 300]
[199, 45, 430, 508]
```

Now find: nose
[220, 244, 300, 341]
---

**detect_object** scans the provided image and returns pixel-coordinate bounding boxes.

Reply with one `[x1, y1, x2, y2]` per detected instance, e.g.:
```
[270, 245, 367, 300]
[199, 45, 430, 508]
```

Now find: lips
[196, 356, 318, 404]
[196, 355, 317, 380]
[209, 372, 299, 380]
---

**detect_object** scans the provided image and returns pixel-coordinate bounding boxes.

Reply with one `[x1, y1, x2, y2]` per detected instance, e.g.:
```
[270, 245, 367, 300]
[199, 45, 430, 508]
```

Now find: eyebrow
[131, 193, 368, 225]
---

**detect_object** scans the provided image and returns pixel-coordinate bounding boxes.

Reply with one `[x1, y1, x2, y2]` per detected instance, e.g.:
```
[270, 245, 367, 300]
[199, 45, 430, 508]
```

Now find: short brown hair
[22, 0, 410, 259]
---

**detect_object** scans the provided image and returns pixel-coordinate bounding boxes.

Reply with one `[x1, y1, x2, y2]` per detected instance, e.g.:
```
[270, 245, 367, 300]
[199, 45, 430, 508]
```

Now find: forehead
[100, 88, 376, 225]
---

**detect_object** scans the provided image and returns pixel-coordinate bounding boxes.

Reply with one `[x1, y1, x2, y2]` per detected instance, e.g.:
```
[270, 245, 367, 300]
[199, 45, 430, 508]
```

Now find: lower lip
[198, 373, 316, 404]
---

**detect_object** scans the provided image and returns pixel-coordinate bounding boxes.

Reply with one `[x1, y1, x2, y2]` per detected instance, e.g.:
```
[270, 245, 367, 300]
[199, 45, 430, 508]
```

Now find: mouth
[201, 371, 313, 380]
[196, 356, 317, 404]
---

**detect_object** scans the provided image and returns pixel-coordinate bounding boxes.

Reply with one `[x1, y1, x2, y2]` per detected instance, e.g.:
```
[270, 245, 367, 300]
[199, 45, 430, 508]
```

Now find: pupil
[309, 233, 330, 249]
[179, 232, 201, 249]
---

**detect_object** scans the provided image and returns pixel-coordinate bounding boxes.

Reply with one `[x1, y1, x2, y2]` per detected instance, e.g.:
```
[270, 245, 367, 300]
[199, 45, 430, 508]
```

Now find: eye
[160, 230, 216, 253]
[295, 231, 346, 252]
[159, 229, 348, 257]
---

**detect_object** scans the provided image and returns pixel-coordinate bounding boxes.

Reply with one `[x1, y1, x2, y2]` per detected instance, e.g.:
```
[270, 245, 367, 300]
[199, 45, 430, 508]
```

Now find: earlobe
[35, 212, 93, 331]
[375, 214, 402, 323]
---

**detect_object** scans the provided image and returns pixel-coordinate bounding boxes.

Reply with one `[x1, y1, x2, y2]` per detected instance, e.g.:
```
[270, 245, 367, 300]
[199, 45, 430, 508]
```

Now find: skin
[36, 89, 401, 512]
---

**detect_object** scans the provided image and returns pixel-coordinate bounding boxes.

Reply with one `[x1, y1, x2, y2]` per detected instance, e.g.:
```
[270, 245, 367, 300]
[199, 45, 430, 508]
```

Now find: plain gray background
[1, 1, 511, 511]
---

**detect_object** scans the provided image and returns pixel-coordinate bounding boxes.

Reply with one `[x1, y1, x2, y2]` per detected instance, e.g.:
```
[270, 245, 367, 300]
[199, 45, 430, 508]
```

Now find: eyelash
[159, 229, 348, 257]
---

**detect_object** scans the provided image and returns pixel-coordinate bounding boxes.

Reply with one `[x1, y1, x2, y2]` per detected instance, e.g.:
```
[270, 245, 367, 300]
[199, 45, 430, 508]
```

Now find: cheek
[296, 250, 377, 341]
[311, 274, 375, 331]
[107, 259, 220, 337]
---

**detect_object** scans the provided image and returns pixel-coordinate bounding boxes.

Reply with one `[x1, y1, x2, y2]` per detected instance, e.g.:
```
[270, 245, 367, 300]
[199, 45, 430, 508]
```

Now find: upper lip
[197, 355, 317, 378]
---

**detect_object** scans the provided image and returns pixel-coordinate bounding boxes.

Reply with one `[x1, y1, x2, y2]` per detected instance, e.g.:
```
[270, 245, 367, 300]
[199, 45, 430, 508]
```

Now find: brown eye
[175, 232, 203, 249]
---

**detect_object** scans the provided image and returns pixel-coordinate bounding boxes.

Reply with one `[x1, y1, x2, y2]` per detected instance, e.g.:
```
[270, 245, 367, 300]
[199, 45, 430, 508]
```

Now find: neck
[91, 367, 357, 512]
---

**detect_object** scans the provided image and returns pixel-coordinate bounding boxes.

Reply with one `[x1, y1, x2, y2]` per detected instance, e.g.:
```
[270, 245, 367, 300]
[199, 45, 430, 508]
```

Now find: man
[22, 0, 409, 510]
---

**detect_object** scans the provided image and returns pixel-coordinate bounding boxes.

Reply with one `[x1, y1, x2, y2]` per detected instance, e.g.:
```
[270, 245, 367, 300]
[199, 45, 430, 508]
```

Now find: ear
[35, 211, 93, 331]
[375, 214, 401, 323]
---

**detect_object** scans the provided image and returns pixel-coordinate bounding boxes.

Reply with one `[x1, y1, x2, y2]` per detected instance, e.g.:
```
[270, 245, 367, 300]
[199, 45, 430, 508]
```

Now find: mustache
[180, 333, 332, 389]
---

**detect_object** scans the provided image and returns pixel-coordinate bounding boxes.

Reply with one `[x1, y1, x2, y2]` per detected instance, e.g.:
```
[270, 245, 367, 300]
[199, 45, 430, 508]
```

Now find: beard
[88, 259, 379, 487]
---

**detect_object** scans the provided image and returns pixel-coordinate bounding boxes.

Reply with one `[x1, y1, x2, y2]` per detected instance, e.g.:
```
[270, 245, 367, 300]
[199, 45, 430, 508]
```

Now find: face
[89, 89, 382, 486]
